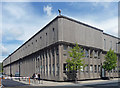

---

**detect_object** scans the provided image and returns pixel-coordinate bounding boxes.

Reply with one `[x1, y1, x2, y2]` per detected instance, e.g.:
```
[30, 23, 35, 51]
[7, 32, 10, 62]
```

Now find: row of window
[39, 63, 59, 76]
[63, 64, 118, 73]
[16, 28, 56, 56]
[34, 46, 59, 76]
[63, 45, 101, 59]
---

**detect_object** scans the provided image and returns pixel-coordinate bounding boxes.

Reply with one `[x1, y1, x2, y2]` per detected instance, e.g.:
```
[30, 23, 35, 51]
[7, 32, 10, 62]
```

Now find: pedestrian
[38, 74, 40, 84]
[35, 73, 38, 83]
[10, 74, 12, 80]
[32, 73, 35, 79]
[32, 73, 35, 83]
[35, 73, 38, 80]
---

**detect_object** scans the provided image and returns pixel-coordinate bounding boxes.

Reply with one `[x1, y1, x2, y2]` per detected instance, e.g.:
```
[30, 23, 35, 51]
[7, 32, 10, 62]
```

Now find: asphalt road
[2, 79, 120, 88]
[2, 79, 29, 87]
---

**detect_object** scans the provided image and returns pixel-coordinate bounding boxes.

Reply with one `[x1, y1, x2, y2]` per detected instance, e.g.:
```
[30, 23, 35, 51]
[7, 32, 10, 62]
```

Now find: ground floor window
[56, 63, 59, 76]
[63, 63, 67, 72]
[94, 65, 97, 73]
[98, 65, 101, 72]
[85, 65, 88, 73]
[90, 65, 93, 72]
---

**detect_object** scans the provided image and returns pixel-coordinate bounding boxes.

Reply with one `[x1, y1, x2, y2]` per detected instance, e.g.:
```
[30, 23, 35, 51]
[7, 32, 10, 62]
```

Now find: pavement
[11, 78, 119, 86]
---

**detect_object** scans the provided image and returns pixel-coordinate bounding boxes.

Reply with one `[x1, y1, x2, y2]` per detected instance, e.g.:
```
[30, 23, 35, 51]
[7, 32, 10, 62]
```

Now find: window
[90, 65, 93, 72]
[115, 67, 117, 72]
[63, 63, 67, 72]
[43, 65, 45, 74]
[43, 54, 45, 65]
[56, 47, 59, 63]
[36, 40, 37, 42]
[52, 49, 55, 64]
[90, 50, 93, 58]
[46, 65, 48, 75]
[53, 28, 54, 31]
[53, 28, 55, 42]
[63, 45, 68, 50]
[41, 66, 42, 74]
[104, 39, 106, 49]
[85, 49, 89, 57]
[98, 65, 101, 72]
[85, 65, 88, 73]
[80, 66, 84, 72]
[113, 68, 115, 72]
[119, 66, 120, 73]
[49, 51, 51, 64]
[56, 47, 59, 55]
[49, 64, 51, 74]
[94, 50, 97, 58]
[63, 53, 67, 56]
[56, 63, 59, 76]
[46, 52, 48, 65]
[46, 33, 47, 35]
[40, 55, 42, 63]
[94, 65, 97, 73]
[98, 51, 100, 59]
[53, 64, 55, 76]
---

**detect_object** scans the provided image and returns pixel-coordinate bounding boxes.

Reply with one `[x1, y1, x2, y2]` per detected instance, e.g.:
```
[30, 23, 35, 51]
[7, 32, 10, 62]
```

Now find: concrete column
[44, 51, 46, 78]
[50, 48, 53, 78]
[92, 50, 95, 78]
[54, 47, 56, 77]
[59, 45, 63, 81]
[88, 49, 91, 79]
[44, 50, 46, 78]
[41, 53, 43, 79]
[47, 50, 49, 78]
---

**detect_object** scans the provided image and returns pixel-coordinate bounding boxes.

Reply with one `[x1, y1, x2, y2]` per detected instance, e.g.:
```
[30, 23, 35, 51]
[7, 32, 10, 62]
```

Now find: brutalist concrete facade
[3, 15, 120, 81]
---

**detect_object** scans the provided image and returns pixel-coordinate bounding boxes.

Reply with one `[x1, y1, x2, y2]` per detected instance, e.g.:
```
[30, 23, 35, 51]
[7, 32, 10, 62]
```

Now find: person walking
[32, 73, 35, 83]
[35, 73, 38, 83]
[10, 74, 12, 80]
[38, 74, 40, 84]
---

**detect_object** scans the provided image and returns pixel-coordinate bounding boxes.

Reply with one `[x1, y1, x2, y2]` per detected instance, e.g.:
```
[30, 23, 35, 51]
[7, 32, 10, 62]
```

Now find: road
[2, 79, 120, 88]
[2, 79, 29, 87]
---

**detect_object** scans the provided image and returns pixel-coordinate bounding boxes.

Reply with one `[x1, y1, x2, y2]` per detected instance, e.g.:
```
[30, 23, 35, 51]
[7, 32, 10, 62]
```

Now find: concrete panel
[58, 18, 103, 49]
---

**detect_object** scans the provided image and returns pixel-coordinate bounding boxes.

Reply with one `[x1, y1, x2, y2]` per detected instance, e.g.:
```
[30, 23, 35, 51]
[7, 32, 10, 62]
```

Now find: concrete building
[3, 15, 120, 81]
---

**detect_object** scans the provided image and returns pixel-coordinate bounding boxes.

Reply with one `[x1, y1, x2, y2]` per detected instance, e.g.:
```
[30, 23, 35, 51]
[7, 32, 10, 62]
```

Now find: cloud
[74, 16, 118, 37]
[1, 45, 9, 56]
[68, 2, 118, 37]
[2, 3, 57, 62]
[2, 3, 55, 42]
[43, 5, 52, 16]
[3, 3, 26, 19]
[92, 2, 112, 9]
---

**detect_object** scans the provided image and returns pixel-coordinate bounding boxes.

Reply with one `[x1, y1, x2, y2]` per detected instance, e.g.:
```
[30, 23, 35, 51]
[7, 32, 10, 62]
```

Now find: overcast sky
[0, 1, 119, 62]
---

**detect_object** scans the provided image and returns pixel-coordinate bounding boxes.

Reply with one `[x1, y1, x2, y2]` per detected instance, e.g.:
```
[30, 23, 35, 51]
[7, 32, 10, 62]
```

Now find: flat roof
[3, 15, 120, 62]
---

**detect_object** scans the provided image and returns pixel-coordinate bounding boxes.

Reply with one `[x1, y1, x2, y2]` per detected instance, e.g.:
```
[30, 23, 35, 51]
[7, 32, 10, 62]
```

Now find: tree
[103, 49, 117, 79]
[66, 43, 86, 82]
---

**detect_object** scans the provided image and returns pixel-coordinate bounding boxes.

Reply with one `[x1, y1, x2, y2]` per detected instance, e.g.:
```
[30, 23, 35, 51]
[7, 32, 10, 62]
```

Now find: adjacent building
[3, 15, 120, 81]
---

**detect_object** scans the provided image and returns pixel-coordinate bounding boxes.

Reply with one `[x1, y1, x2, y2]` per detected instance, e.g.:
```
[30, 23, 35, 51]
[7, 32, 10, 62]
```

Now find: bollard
[0, 78, 1, 86]
[29, 77, 30, 85]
